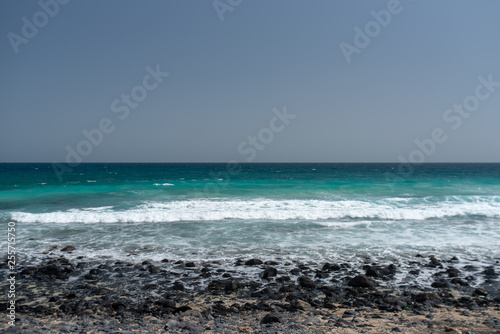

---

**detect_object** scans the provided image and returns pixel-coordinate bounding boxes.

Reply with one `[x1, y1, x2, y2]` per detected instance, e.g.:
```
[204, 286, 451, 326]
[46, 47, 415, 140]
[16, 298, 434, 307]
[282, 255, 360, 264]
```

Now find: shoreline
[1, 252, 499, 333]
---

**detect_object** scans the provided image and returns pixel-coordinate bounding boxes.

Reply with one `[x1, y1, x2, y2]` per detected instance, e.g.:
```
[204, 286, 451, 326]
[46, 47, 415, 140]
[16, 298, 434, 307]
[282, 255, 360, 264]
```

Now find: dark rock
[425, 256, 442, 268]
[245, 258, 263, 266]
[148, 265, 159, 273]
[383, 296, 401, 306]
[298, 264, 310, 271]
[59, 303, 75, 313]
[255, 300, 272, 311]
[261, 267, 278, 280]
[37, 263, 73, 279]
[261, 313, 280, 324]
[450, 278, 468, 286]
[463, 265, 477, 271]
[161, 259, 169, 263]
[89, 268, 101, 275]
[483, 267, 497, 277]
[315, 271, 327, 278]
[111, 302, 126, 311]
[222, 273, 231, 278]
[208, 279, 227, 292]
[279, 285, 293, 294]
[365, 266, 381, 278]
[290, 268, 301, 275]
[265, 261, 279, 265]
[323, 300, 336, 309]
[172, 281, 184, 291]
[185, 262, 195, 268]
[298, 276, 316, 289]
[61, 246, 76, 252]
[276, 276, 291, 283]
[173, 305, 191, 314]
[431, 280, 449, 289]
[342, 310, 357, 318]
[224, 280, 239, 293]
[446, 267, 461, 278]
[415, 292, 441, 303]
[347, 275, 377, 289]
[366, 264, 396, 278]
[156, 299, 176, 311]
[322, 263, 341, 272]
[64, 293, 76, 299]
[386, 264, 397, 274]
[291, 299, 312, 310]
[54, 257, 72, 265]
[473, 288, 488, 297]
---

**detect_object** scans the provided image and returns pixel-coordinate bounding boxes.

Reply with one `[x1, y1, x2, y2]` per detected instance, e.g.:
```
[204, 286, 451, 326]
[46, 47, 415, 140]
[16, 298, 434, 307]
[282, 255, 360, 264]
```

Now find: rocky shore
[1, 249, 499, 333]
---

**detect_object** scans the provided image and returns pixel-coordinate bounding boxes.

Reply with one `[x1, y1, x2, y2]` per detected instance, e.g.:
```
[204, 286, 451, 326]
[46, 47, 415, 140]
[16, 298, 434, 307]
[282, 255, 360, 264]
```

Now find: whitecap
[9, 196, 500, 224]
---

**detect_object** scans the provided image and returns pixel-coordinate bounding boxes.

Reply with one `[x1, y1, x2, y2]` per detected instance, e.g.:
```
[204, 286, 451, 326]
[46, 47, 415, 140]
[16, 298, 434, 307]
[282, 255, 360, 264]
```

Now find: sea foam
[10, 196, 500, 223]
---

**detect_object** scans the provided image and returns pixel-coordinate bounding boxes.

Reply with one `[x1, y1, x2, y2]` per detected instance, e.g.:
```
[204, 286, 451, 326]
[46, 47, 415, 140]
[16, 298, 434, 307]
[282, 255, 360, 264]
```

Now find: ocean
[1, 163, 499, 285]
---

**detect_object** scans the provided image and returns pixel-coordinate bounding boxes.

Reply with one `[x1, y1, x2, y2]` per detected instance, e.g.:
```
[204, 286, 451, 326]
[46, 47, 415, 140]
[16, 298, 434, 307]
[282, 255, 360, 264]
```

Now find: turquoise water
[1, 163, 499, 270]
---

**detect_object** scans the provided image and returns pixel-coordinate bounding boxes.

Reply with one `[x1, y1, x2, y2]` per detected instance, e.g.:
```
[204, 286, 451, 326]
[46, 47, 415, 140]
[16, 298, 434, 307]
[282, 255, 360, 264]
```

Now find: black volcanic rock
[298, 276, 315, 289]
[261, 313, 280, 324]
[415, 292, 441, 303]
[450, 278, 468, 286]
[172, 281, 184, 291]
[366, 264, 396, 278]
[473, 288, 488, 297]
[347, 275, 377, 288]
[446, 267, 461, 278]
[260, 267, 277, 279]
[425, 256, 442, 268]
[431, 280, 449, 289]
[322, 263, 341, 272]
[37, 261, 74, 280]
[483, 267, 497, 277]
[245, 258, 263, 266]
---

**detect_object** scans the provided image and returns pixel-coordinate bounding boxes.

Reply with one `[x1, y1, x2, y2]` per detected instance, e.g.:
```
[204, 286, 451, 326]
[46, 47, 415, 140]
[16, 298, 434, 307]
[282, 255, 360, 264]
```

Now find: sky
[1, 0, 499, 163]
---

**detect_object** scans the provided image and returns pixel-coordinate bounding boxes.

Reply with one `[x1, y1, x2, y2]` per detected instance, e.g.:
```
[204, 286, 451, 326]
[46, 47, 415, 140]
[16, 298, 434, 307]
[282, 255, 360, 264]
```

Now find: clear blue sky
[1, 0, 499, 163]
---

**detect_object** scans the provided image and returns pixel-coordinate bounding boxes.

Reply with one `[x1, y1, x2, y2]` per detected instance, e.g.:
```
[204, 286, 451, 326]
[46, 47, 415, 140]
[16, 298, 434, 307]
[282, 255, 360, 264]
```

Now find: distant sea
[1, 163, 499, 283]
